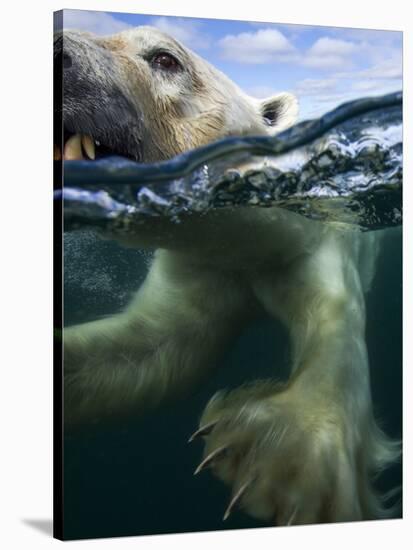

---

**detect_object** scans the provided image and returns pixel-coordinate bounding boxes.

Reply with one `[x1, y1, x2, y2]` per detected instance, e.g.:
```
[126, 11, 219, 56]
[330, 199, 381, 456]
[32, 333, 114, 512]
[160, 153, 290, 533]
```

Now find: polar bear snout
[54, 31, 145, 162]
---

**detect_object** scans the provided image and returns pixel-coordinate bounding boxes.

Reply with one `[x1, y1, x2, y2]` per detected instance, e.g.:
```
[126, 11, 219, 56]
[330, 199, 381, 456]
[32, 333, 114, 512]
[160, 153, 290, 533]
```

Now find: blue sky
[62, 9, 402, 120]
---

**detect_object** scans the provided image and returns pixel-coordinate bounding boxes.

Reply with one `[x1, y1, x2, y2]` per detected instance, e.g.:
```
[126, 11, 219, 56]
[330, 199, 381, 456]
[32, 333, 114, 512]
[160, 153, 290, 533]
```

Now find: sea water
[61, 93, 402, 539]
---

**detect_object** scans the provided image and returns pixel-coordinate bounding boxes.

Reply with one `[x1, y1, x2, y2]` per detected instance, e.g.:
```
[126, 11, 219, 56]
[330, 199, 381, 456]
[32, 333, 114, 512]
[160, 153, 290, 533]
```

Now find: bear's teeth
[81, 134, 95, 160]
[63, 133, 84, 160]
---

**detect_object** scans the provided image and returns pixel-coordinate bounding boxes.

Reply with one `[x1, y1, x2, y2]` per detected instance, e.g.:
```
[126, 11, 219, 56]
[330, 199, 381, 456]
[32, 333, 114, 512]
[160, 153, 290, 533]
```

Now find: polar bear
[58, 26, 400, 526]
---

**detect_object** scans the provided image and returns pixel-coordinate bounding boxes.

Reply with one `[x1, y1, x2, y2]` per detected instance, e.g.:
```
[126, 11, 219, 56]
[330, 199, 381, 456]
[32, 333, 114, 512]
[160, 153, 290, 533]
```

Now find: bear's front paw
[190, 380, 369, 526]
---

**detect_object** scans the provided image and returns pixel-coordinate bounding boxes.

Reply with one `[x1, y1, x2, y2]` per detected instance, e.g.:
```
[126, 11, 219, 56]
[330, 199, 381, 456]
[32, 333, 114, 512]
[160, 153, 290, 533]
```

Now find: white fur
[63, 26, 400, 525]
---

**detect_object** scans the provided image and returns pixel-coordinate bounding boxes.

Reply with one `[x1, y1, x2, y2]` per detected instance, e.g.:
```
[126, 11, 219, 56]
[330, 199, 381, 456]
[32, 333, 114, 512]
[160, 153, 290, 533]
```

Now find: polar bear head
[55, 26, 298, 162]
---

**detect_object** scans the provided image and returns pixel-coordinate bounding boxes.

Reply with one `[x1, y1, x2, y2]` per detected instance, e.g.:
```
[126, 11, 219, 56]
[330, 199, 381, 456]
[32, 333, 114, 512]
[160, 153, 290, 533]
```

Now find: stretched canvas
[54, 8, 402, 541]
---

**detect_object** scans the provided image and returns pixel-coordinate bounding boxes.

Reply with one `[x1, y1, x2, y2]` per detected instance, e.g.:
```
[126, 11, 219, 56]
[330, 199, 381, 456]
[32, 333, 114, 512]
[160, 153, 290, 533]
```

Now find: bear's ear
[260, 92, 299, 134]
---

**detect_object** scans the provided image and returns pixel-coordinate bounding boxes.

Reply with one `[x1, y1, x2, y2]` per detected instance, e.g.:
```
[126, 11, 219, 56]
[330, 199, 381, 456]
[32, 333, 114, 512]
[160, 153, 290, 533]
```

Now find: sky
[62, 9, 402, 120]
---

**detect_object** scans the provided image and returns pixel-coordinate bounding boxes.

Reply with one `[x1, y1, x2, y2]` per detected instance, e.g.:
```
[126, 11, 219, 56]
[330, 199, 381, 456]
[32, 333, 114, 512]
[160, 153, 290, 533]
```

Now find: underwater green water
[62, 227, 402, 540]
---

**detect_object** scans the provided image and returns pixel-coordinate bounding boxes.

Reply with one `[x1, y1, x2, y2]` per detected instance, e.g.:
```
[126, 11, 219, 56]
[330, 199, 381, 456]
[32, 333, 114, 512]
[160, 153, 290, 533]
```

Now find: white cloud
[217, 31, 362, 69]
[302, 37, 358, 69]
[298, 80, 400, 120]
[298, 91, 359, 120]
[220, 27, 402, 119]
[63, 10, 132, 35]
[336, 57, 402, 81]
[351, 80, 388, 92]
[362, 60, 402, 80]
[350, 80, 401, 97]
[248, 21, 315, 34]
[247, 85, 280, 98]
[308, 37, 358, 56]
[293, 78, 341, 119]
[294, 78, 338, 95]
[293, 62, 401, 120]
[329, 27, 402, 47]
[149, 17, 211, 49]
[218, 28, 296, 64]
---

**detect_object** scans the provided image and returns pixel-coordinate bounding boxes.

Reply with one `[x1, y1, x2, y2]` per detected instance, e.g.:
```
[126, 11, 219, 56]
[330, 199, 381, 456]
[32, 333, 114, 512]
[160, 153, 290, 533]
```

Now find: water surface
[61, 92, 402, 539]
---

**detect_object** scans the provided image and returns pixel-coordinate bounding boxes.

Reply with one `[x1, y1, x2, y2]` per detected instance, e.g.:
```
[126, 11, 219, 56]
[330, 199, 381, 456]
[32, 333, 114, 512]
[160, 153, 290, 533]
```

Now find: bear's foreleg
[64, 249, 252, 427]
[192, 231, 399, 524]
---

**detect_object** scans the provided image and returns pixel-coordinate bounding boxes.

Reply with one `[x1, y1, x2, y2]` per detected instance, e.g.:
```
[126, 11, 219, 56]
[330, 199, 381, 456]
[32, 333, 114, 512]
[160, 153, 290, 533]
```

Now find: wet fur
[61, 26, 400, 525]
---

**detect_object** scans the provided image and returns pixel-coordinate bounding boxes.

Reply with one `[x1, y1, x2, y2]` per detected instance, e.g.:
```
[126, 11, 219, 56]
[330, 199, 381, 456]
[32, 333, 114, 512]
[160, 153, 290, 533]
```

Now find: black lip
[61, 125, 138, 161]
[61, 84, 144, 162]
[55, 31, 144, 162]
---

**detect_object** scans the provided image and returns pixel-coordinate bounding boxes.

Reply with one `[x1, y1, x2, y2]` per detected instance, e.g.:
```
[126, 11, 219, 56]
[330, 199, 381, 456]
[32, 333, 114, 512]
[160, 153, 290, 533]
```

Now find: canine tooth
[64, 134, 84, 160]
[81, 135, 95, 160]
[223, 479, 252, 521]
[194, 445, 228, 475]
[54, 145, 61, 160]
[188, 421, 218, 443]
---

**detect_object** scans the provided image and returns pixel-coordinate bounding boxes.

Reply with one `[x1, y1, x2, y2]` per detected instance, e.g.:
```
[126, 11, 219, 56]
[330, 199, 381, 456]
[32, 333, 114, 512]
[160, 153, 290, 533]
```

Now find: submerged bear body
[59, 26, 400, 525]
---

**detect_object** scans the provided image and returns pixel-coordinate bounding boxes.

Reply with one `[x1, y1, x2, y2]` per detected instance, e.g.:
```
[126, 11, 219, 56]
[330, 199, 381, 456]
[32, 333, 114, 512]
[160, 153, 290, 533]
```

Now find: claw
[188, 421, 218, 443]
[223, 479, 252, 521]
[286, 505, 298, 526]
[194, 445, 228, 475]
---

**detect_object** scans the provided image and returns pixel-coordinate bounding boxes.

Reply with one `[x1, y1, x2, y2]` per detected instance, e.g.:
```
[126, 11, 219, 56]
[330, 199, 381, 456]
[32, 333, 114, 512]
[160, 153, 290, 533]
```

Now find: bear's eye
[151, 52, 181, 72]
